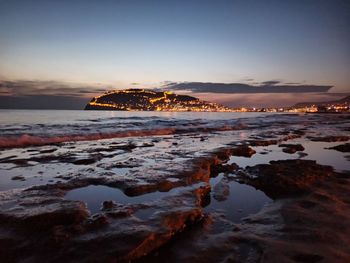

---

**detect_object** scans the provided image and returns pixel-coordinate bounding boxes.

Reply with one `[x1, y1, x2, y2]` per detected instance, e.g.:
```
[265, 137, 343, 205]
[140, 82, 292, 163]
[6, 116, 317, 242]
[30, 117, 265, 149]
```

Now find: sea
[0, 109, 268, 148]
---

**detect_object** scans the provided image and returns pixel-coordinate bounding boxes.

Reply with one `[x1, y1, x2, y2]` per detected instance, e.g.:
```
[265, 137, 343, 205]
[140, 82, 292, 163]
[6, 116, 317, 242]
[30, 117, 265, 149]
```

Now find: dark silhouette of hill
[293, 96, 350, 108]
[84, 89, 229, 111]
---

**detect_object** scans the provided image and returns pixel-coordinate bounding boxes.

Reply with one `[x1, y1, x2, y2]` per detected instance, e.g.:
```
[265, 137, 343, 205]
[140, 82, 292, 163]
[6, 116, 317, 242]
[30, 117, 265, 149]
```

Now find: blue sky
[0, 0, 349, 108]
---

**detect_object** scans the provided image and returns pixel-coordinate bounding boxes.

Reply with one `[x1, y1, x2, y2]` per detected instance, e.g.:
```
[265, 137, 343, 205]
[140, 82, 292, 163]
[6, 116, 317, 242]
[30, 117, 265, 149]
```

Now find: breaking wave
[0, 124, 246, 149]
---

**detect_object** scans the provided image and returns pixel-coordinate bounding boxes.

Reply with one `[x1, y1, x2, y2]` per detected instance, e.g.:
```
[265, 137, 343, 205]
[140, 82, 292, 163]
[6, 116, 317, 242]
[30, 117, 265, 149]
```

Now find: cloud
[0, 80, 105, 97]
[161, 81, 179, 86]
[194, 92, 349, 108]
[260, 80, 281, 86]
[284, 82, 303, 85]
[0, 95, 89, 110]
[0, 79, 341, 109]
[164, 81, 332, 94]
[240, 78, 255, 82]
[0, 80, 108, 109]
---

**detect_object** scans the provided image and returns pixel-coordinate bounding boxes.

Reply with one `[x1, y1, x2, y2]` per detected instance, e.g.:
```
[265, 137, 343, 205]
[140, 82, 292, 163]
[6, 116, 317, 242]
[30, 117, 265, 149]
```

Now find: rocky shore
[0, 113, 349, 262]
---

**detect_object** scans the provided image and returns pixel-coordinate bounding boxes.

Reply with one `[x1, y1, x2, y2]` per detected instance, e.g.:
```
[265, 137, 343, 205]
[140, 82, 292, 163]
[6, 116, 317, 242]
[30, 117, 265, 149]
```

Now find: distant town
[85, 89, 350, 113]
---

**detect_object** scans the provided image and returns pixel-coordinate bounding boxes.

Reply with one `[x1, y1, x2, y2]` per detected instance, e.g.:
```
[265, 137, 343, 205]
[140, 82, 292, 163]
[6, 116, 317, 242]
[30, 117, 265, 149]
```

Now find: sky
[0, 0, 349, 109]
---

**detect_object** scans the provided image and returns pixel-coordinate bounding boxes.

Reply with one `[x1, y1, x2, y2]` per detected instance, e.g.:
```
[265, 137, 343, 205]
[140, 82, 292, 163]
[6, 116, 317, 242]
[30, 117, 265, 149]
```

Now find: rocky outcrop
[142, 161, 350, 263]
[231, 145, 256, 157]
[279, 143, 305, 154]
[0, 184, 210, 263]
[326, 143, 350, 152]
[310, 135, 349, 142]
[243, 159, 334, 198]
[1, 113, 350, 262]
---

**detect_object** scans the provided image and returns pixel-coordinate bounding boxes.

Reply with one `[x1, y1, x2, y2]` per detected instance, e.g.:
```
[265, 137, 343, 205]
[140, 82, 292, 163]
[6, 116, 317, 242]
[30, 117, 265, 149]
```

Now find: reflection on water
[229, 141, 350, 172]
[65, 183, 205, 214]
[65, 179, 272, 223]
[65, 185, 170, 214]
[229, 144, 295, 168]
[205, 174, 272, 223]
[0, 109, 267, 125]
[303, 141, 350, 172]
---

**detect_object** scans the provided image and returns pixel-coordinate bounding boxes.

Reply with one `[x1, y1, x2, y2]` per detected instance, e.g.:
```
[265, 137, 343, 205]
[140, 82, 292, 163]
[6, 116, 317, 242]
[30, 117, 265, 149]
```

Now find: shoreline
[0, 113, 349, 262]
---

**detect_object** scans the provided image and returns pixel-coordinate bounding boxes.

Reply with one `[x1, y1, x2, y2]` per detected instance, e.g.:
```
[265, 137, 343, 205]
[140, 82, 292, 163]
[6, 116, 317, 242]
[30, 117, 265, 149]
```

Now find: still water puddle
[229, 141, 350, 172]
[65, 173, 272, 221]
[229, 144, 295, 168]
[302, 141, 350, 172]
[65, 185, 169, 214]
[65, 183, 205, 214]
[205, 174, 272, 223]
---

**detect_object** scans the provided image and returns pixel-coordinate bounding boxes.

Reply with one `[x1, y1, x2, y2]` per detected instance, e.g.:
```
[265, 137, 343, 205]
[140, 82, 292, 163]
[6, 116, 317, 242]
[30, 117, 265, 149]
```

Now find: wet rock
[213, 178, 230, 202]
[103, 202, 134, 217]
[0, 197, 89, 232]
[297, 152, 308, 158]
[72, 158, 97, 165]
[84, 214, 109, 230]
[214, 148, 233, 162]
[232, 225, 241, 231]
[249, 139, 278, 147]
[13, 159, 28, 166]
[55, 173, 74, 180]
[32, 154, 67, 163]
[91, 143, 136, 152]
[11, 175, 25, 181]
[326, 143, 350, 152]
[231, 146, 256, 157]
[27, 148, 38, 152]
[310, 135, 349, 142]
[279, 143, 305, 154]
[102, 200, 115, 210]
[292, 129, 306, 136]
[0, 155, 17, 163]
[140, 142, 155, 147]
[211, 163, 239, 176]
[106, 158, 144, 169]
[88, 146, 118, 152]
[0, 182, 208, 262]
[281, 133, 302, 141]
[245, 160, 334, 199]
[39, 148, 58, 154]
[1, 152, 94, 166]
[292, 253, 324, 263]
[247, 131, 303, 147]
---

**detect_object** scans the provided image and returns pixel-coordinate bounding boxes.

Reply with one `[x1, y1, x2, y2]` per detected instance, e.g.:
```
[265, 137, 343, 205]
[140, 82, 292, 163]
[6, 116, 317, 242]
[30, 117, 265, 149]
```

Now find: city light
[86, 89, 350, 113]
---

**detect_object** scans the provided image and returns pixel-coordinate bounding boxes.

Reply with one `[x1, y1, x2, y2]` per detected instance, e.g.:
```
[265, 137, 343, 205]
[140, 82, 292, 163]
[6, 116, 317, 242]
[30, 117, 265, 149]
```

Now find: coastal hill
[293, 95, 350, 108]
[84, 89, 230, 112]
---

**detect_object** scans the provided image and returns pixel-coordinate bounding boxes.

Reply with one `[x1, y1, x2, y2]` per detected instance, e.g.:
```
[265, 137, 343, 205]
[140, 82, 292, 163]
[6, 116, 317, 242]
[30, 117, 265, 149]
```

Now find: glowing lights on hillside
[88, 101, 121, 109]
[87, 89, 350, 113]
[87, 89, 231, 112]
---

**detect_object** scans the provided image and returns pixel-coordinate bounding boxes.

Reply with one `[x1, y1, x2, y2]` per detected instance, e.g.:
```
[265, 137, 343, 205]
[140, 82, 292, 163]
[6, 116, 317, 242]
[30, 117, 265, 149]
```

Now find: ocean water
[0, 109, 267, 148]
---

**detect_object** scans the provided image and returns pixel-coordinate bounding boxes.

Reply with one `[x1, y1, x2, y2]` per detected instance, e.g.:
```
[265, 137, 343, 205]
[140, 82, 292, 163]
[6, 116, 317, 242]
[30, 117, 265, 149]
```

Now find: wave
[0, 124, 246, 149]
[79, 115, 164, 122]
